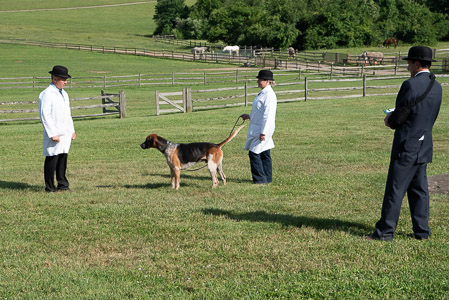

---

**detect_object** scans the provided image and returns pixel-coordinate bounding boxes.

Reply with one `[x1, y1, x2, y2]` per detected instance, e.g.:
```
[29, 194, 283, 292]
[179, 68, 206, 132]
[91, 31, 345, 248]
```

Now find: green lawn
[1, 74, 449, 297]
[1, 1, 449, 298]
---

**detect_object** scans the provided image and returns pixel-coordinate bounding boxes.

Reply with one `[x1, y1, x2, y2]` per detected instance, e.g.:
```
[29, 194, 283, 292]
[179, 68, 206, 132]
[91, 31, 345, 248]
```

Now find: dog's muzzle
[140, 143, 147, 149]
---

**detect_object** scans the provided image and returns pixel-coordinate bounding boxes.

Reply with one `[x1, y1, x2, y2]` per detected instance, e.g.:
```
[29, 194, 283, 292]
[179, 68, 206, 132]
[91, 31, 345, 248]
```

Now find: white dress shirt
[39, 84, 75, 156]
[243, 84, 277, 154]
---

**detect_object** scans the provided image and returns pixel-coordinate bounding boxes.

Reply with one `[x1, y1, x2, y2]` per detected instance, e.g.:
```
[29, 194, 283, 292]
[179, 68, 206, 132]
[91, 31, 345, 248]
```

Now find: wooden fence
[156, 75, 449, 115]
[2, 38, 448, 73]
[0, 90, 125, 122]
[0, 65, 414, 90]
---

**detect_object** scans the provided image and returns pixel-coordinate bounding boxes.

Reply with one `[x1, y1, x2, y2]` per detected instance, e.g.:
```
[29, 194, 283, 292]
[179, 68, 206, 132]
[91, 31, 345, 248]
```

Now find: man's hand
[384, 112, 393, 128]
[51, 136, 60, 143]
[240, 114, 250, 120]
[259, 134, 265, 141]
[72, 132, 76, 140]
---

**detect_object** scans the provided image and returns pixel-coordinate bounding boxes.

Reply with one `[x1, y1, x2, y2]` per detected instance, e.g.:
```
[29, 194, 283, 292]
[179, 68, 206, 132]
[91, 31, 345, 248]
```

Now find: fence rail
[0, 90, 125, 122]
[156, 75, 449, 115]
[0, 65, 416, 90]
[2, 38, 448, 75]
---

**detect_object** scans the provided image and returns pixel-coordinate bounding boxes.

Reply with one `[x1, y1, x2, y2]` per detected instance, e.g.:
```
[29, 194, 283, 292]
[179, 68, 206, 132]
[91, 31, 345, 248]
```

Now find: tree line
[153, 0, 449, 50]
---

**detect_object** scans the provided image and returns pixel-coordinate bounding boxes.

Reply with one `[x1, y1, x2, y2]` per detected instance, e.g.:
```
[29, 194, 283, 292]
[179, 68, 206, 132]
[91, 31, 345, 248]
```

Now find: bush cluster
[153, 0, 449, 49]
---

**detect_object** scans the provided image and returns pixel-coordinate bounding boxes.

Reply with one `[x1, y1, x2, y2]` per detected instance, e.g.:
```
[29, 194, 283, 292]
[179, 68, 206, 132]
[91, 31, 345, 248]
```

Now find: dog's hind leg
[207, 157, 219, 188]
[217, 159, 226, 185]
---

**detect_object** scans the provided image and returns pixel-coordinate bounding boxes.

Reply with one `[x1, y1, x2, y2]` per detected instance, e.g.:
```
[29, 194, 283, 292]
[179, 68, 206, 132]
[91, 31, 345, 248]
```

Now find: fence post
[236, 70, 239, 83]
[363, 75, 366, 97]
[156, 90, 160, 116]
[103, 75, 106, 89]
[101, 90, 106, 114]
[394, 57, 398, 76]
[172, 72, 175, 85]
[183, 88, 187, 112]
[330, 63, 333, 79]
[299, 68, 301, 81]
[187, 87, 192, 112]
[245, 81, 248, 106]
[138, 72, 141, 87]
[304, 77, 308, 102]
[33, 76, 35, 89]
[119, 90, 126, 118]
[204, 72, 207, 85]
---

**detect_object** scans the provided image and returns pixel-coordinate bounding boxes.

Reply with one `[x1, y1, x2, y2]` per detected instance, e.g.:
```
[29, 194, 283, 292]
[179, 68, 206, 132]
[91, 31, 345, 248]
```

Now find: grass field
[1, 1, 449, 298]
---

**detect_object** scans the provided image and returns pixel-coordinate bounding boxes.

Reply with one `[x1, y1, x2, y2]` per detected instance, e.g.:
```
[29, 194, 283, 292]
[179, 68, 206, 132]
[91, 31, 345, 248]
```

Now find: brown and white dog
[140, 124, 245, 189]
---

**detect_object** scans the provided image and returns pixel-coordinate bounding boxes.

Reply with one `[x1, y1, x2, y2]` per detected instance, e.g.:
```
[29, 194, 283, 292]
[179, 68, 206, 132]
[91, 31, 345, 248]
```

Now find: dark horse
[383, 38, 398, 48]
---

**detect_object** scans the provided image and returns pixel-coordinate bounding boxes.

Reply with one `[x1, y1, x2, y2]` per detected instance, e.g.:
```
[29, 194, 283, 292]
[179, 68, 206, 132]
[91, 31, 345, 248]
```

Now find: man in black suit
[367, 46, 443, 241]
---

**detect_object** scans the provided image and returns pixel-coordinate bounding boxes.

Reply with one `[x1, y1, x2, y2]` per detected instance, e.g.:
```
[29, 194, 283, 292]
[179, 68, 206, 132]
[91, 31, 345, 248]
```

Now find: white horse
[191, 46, 209, 59]
[223, 45, 239, 57]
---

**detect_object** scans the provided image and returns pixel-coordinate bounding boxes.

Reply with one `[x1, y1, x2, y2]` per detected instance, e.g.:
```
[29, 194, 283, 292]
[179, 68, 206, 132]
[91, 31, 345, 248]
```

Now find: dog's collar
[162, 141, 178, 153]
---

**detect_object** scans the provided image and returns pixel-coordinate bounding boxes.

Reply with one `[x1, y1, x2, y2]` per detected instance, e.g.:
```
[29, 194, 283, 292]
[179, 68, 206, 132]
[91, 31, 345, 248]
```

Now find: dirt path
[0, 1, 155, 13]
[428, 174, 449, 195]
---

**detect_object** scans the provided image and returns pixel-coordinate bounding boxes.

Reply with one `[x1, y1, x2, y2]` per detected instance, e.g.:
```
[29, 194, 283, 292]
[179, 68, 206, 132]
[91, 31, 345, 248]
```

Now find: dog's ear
[146, 134, 159, 147]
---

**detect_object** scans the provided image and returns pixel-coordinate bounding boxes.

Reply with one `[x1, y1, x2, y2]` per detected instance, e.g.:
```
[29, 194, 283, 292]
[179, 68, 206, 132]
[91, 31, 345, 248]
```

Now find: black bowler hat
[402, 46, 436, 62]
[256, 70, 274, 80]
[49, 65, 71, 79]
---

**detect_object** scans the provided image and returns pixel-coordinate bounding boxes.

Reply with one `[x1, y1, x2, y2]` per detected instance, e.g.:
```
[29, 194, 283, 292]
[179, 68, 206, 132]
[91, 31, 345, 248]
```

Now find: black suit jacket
[388, 72, 442, 164]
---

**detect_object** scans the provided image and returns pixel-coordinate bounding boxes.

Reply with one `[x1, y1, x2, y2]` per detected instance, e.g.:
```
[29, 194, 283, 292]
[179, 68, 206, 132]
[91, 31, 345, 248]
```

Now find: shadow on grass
[0, 180, 42, 191]
[136, 173, 252, 187]
[202, 208, 371, 236]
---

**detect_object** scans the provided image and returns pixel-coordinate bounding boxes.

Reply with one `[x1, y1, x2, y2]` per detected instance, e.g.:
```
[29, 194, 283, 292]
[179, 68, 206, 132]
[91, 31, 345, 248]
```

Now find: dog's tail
[218, 124, 246, 148]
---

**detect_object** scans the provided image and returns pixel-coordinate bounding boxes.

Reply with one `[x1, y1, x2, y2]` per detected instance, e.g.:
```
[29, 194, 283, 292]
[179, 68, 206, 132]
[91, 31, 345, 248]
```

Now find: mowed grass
[1, 65, 449, 297]
[1, 1, 449, 298]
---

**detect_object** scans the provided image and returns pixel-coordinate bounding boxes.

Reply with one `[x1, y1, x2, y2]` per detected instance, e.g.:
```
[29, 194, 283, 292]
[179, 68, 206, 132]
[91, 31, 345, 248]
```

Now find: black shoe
[407, 233, 429, 240]
[364, 234, 393, 241]
[57, 187, 71, 192]
[45, 188, 57, 193]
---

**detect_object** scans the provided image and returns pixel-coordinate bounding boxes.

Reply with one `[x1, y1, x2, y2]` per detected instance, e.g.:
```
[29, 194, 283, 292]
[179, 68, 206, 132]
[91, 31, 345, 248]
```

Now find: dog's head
[140, 134, 158, 150]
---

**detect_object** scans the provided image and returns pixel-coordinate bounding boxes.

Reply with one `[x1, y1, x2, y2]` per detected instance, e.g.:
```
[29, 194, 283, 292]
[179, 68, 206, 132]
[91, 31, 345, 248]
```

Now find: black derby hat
[256, 70, 274, 80]
[49, 65, 71, 79]
[402, 46, 436, 62]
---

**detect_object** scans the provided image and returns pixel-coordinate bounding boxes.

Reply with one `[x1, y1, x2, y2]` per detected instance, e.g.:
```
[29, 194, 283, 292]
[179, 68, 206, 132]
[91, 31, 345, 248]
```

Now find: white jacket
[39, 84, 75, 156]
[243, 85, 277, 154]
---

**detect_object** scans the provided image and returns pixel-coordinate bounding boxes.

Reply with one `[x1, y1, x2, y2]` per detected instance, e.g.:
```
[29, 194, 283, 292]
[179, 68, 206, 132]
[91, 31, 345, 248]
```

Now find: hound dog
[140, 124, 245, 189]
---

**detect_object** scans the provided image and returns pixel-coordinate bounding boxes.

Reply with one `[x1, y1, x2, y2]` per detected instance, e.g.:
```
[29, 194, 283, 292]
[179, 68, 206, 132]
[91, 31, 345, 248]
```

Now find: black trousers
[44, 153, 70, 192]
[374, 160, 430, 240]
[249, 150, 272, 184]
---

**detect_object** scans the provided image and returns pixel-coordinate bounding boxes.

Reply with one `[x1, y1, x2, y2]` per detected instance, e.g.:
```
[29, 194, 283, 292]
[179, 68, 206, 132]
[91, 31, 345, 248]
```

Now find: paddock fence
[2, 38, 448, 74]
[0, 90, 125, 122]
[0, 66, 418, 91]
[156, 74, 449, 115]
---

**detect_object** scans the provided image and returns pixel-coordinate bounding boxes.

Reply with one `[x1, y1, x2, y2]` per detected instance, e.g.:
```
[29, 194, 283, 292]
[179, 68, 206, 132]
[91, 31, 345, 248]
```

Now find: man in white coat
[240, 70, 277, 184]
[39, 65, 76, 192]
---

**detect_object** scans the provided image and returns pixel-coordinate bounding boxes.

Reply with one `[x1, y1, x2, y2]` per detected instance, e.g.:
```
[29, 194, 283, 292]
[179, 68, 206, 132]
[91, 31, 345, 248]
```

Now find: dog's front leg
[170, 168, 177, 189]
[174, 167, 181, 190]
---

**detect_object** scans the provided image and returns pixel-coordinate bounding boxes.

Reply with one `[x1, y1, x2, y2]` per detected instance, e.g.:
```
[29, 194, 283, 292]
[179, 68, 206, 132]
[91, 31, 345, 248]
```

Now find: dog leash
[229, 115, 246, 138]
[186, 116, 246, 172]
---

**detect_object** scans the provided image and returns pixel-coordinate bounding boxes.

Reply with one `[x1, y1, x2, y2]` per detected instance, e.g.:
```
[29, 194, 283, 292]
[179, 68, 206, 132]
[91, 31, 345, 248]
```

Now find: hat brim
[49, 71, 71, 79]
[256, 76, 273, 80]
[402, 56, 436, 62]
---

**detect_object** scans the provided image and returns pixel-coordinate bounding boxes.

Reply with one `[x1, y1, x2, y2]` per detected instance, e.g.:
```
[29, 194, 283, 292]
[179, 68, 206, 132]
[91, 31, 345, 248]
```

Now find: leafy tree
[175, 0, 224, 39]
[377, 0, 449, 45]
[301, 0, 380, 49]
[153, 0, 189, 35]
[177, 0, 447, 49]
[207, 1, 254, 44]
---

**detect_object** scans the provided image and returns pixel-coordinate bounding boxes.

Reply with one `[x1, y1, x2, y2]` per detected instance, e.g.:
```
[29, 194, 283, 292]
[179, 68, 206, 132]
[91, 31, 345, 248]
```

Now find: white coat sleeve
[39, 92, 58, 138]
